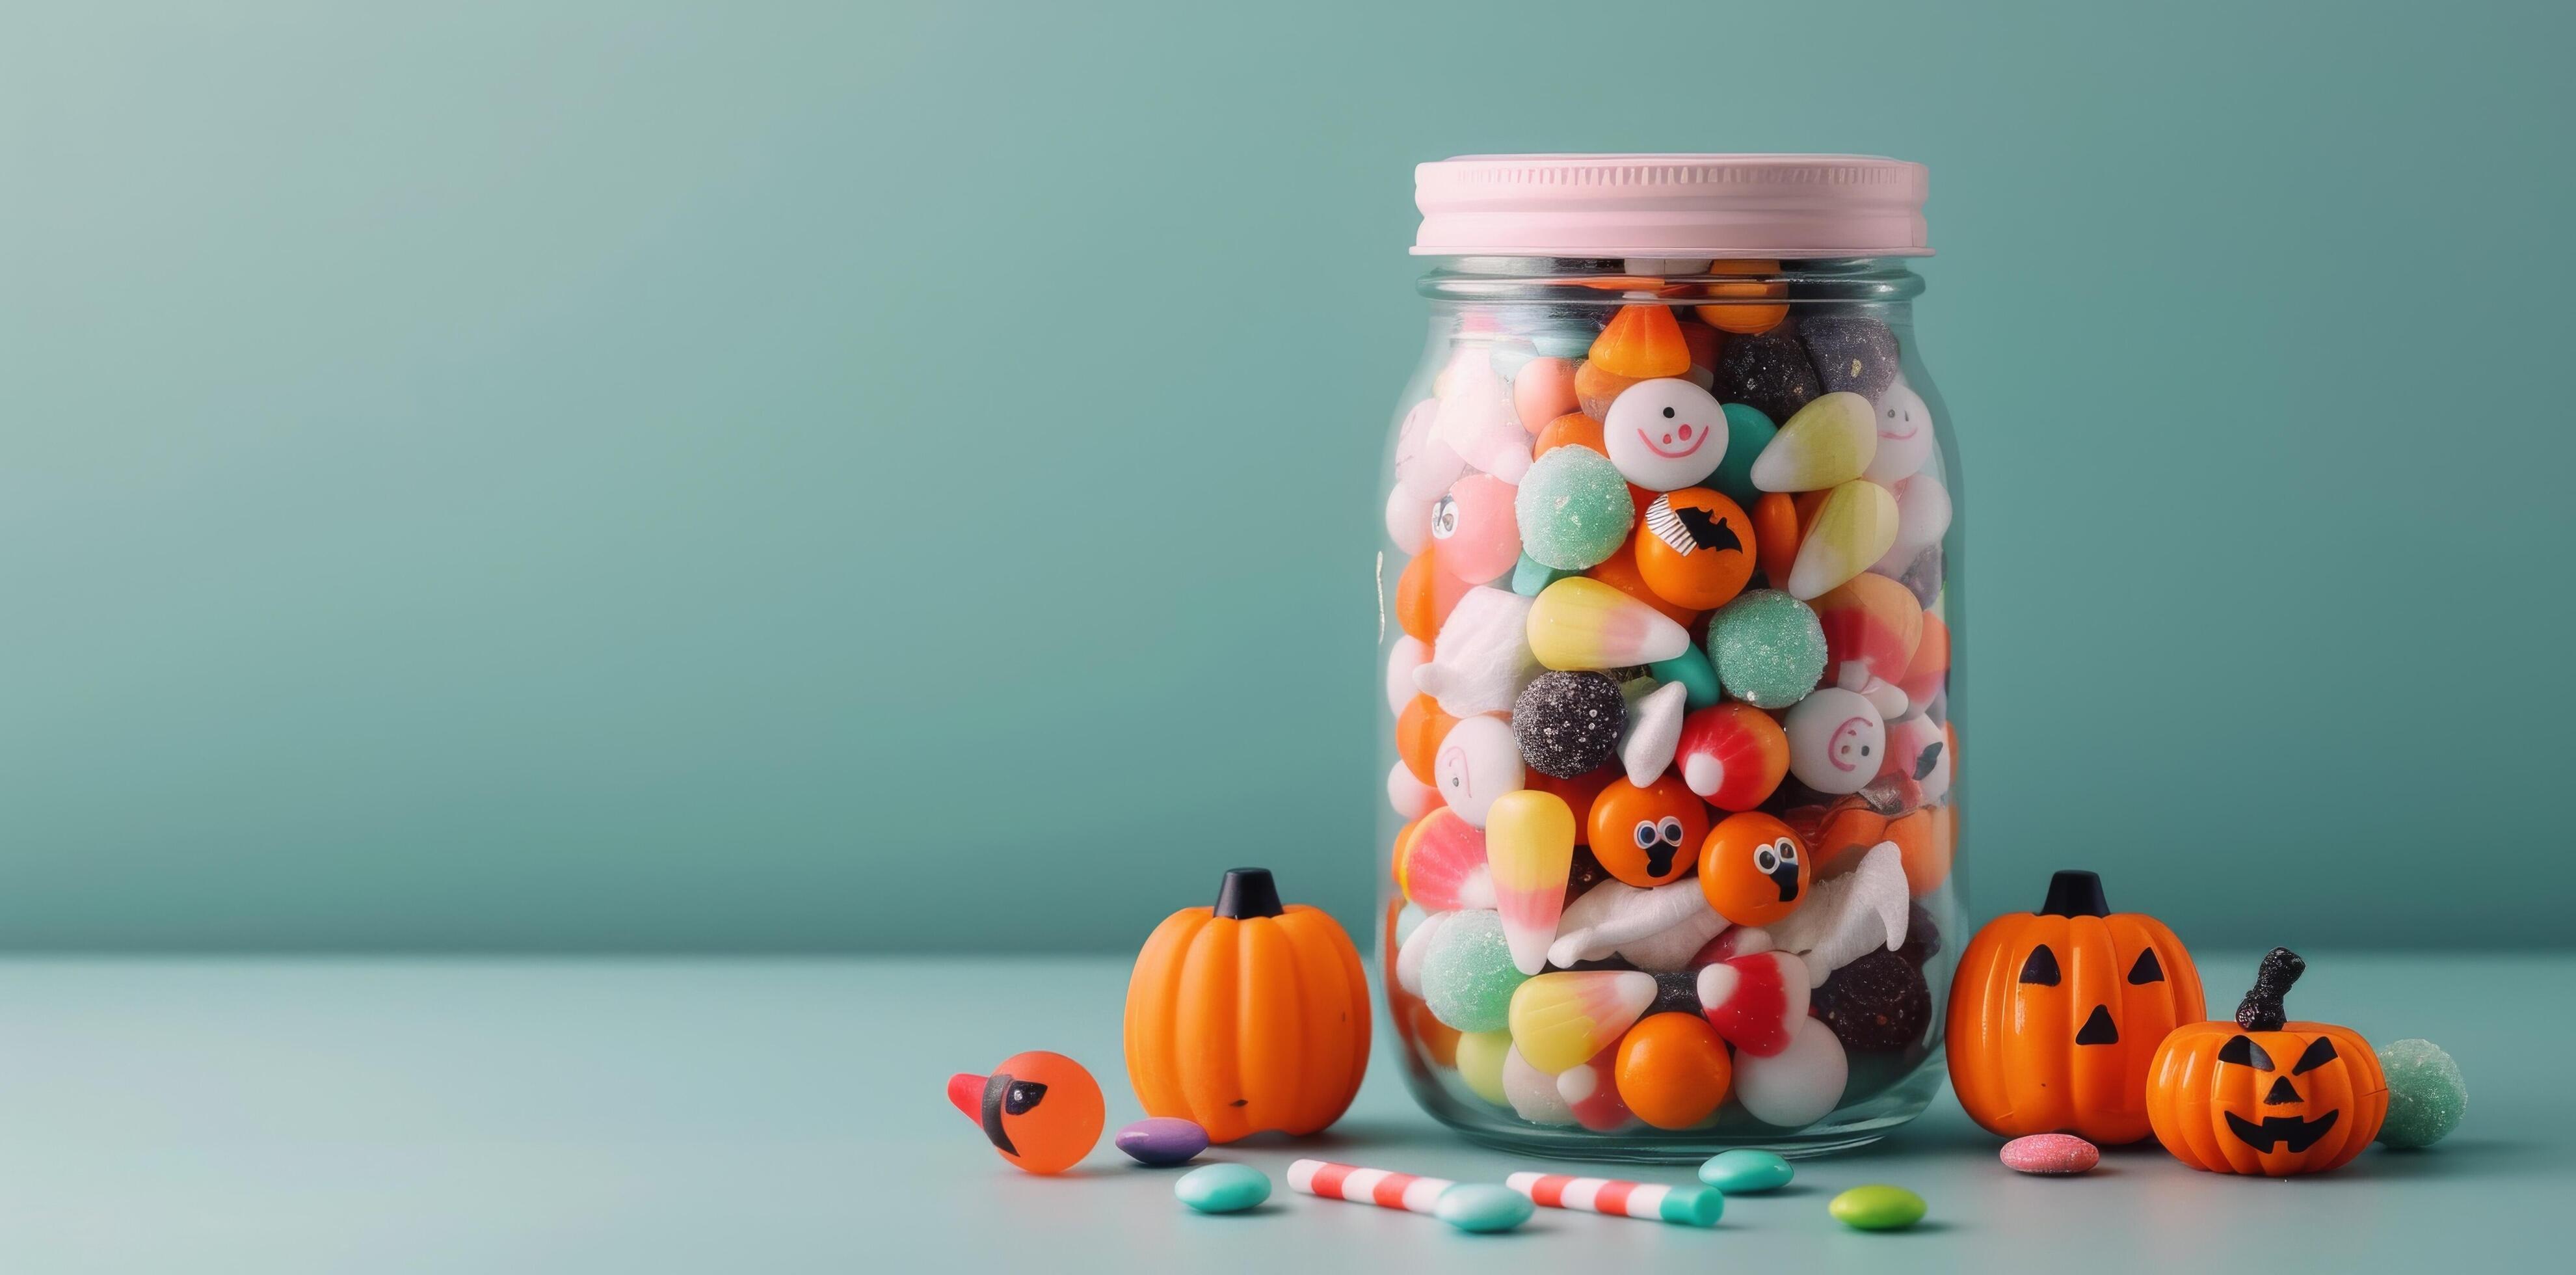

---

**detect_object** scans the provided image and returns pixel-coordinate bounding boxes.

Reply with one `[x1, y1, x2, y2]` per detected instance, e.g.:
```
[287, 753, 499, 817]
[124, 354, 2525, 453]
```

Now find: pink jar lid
[1413, 153, 1930, 258]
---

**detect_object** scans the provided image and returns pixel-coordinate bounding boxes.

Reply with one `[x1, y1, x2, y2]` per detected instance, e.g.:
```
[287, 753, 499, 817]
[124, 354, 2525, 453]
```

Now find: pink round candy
[1432, 474, 1522, 584]
[1999, 1134, 2099, 1175]
[1513, 357, 1578, 434]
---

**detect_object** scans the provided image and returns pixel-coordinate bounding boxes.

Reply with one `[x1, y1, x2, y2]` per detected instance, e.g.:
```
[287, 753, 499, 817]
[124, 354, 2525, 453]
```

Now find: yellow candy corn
[1508, 971, 1659, 1073]
[1526, 578, 1691, 671]
[1485, 789, 1576, 975]
[1785, 479, 1900, 600]
[1749, 392, 1878, 493]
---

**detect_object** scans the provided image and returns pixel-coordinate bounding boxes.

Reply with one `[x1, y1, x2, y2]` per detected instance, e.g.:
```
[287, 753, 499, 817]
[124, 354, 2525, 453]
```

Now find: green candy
[1511, 552, 1577, 598]
[1433, 1183, 1534, 1233]
[1697, 1148, 1792, 1193]
[2376, 1038, 2467, 1149]
[1421, 911, 1528, 1033]
[1514, 447, 1632, 571]
[1829, 1183, 1926, 1231]
[1649, 647, 1723, 710]
[1711, 403, 1778, 507]
[1706, 589, 1827, 708]
[1175, 1163, 1271, 1214]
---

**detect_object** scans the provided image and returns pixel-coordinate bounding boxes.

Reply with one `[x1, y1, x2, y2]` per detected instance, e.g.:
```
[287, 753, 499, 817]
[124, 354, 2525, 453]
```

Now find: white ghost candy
[1416, 587, 1538, 718]
[1394, 903, 1431, 947]
[1394, 908, 1458, 999]
[1385, 636, 1428, 715]
[1784, 686, 1886, 795]
[1395, 397, 1468, 500]
[1431, 715, 1522, 829]
[1435, 363, 1533, 485]
[1602, 378, 1729, 491]
[1870, 472, 1952, 576]
[1769, 841, 1910, 985]
[1504, 1046, 1576, 1125]
[1389, 762, 1437, 818]
[1607, 907, 1728, 971]
[1547, 878, 1715, 967]
[1619, 680, 1688, 788]
[1862, 378, 1934, 484]
[1733, 1017, 1849, 1126]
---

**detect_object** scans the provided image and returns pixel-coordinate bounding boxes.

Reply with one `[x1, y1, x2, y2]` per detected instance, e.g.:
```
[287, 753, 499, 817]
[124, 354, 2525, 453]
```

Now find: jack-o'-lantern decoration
[1126, 868, 1372, 1142]
[2145, 948, 2386, 1175]
[1946, 871, 2206, 1144]
[1697, 811, 1809, 926]
[1586, 773, 1709, 887]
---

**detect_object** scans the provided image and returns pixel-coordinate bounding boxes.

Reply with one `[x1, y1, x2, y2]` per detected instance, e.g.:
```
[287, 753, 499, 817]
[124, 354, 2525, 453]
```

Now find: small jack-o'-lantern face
[1586, 774, 1709, 887]
[1697, 812, 1809, 926]
[2145, 948, 2387, 1176]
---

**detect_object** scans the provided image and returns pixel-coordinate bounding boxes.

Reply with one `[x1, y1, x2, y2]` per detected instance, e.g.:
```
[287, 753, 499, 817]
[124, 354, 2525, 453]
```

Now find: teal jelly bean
[1176, 1163, 1271, 1214]
[1648, 647, 1723, 710]
[1710, 403, 1777, 507]
[1511, 552, 1576, 598]
[1697, 1148, 1793, 1192]
[1657, 1185, 1725, 1228]
[1433, 1183, 1534, 1233]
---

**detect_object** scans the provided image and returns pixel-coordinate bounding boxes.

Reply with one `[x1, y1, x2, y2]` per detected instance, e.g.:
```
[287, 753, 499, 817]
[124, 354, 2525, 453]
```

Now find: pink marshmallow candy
[1432, 474, 1522, 584]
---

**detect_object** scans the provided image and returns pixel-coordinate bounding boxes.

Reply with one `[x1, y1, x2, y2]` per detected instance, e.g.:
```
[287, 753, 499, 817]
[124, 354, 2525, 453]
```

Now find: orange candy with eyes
[946, 1050, 1105, 1175]
[1697, 812, 1810, 926]
[1586, 775, 1710, 887]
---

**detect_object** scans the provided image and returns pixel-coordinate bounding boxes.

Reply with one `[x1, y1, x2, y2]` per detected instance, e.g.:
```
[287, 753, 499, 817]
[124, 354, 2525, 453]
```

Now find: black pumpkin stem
[2038, 870, 2109, 919]
[2235, 946, 2305, 1031]
[1214, 868, 1284, 920]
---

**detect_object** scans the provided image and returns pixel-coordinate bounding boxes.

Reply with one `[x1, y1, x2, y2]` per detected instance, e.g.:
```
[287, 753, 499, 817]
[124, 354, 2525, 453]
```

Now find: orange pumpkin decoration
[2146, 948, 2386, 1175]
[1126, 868, 1371, 1143]
[1946, 871, 2206, 1145]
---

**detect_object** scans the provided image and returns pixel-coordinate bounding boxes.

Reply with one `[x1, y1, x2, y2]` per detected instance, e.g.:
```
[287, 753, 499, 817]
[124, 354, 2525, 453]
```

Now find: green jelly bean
[1829, 1183, 1926, 1231]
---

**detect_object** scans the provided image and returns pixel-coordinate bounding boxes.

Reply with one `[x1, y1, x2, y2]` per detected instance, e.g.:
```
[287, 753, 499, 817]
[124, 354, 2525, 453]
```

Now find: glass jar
[1379, 155, 1958, 1159]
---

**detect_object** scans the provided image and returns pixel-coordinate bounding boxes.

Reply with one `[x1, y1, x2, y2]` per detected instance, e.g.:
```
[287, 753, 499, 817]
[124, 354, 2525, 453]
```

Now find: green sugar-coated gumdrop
[2376, 1038, 2466, 1149]
[1175, 1163, 1271, 1214]
[1829, 1183, 1926, 1231]
[1515, 446, 1634, 571]
[1706, 589, 1827, 708]
[1422, 909, 1528, 1033]
[1710, 403, 1777, 507]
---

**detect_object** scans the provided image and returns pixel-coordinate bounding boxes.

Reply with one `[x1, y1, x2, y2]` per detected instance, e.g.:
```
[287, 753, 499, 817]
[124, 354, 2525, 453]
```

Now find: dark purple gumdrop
[1712, 325, 1820, 425]
[1812, 950, 1932, 1053]
[1651, 969, 1703, 1017]
[1513, 671, 1627, 779]
[1798, 312, 1901, 401]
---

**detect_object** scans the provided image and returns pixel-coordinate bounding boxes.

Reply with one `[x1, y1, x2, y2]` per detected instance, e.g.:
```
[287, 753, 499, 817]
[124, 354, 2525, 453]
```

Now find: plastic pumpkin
[1125, 868, 1372, 1142]
[2145, 948, 2387, 1175]
[1946, 871, 2206, 1144]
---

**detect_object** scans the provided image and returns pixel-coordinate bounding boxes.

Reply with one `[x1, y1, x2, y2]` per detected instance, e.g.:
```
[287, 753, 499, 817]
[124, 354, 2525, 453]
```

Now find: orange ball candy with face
[1586, 775, 1710, 887]
[946, 1050, 1104, 1175]
[1697, 812, 1811, 926]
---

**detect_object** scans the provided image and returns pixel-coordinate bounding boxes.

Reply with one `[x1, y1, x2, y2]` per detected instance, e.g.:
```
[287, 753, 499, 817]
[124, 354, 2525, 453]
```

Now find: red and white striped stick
[1286, 1159, 1456, 1215]
[1506, 1171, 1725, 1227]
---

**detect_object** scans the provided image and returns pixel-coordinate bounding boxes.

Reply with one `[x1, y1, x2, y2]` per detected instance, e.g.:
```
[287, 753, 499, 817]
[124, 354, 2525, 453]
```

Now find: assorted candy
[1999, 1133, 2100, 1175]
[1176, 1163, 1272, 1214]
[2145, 948, 2387, 1177]
[946, 1051, 1106, 1176]
[1382, 291, 1959, 1147]
[1507, 1172, 1725, 1228]
[2374, 1038, 2465, 1149]
[1116, 1118, 1210, 1168]
[1828, 1183, 1927, 1231]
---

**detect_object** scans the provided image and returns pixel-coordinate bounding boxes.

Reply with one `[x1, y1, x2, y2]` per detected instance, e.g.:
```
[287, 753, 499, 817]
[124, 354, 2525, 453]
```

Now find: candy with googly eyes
[1429, 473, 1523, 585]
[1602, 379, 1729, 492]
[1584, 774, 1709, 888]
[1698, 811, 1812, 927]
[1783, 686, 1887, 796]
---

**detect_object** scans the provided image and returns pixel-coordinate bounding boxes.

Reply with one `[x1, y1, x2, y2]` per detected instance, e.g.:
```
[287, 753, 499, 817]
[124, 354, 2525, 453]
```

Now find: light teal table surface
[1, 953, 2560, 1272]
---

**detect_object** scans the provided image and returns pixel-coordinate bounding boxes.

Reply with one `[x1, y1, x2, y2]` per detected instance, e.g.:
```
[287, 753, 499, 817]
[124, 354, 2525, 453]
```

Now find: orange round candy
[1587, 775, 1710, 887]
[1699, 811, 1811, 926]
[1574, 360, 1641, 419]
[1751, 492, 1801, 589]
[948, 1050, 1104, 1175]
[1528, 764, 1619, 845]
[1635, 487, 1757, 610]
[1396, 548, 1470, 641]
[1534, 412, 1607, 460]
[1614, 1013, 1733, 1129]
[1586, 537, 1701, 629]
[1693, 260, 1788, 334]
[1396, 694, 1456, 785]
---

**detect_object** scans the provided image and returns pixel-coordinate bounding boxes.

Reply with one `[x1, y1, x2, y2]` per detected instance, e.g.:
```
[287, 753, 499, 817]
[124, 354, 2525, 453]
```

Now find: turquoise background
[5, 0, 2569, 951]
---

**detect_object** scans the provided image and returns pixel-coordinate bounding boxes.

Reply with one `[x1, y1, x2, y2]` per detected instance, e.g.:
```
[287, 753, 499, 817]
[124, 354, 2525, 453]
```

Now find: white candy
[1394, 397, 1467, 500]
[1385, 636, 1428, 715]
[1871, 472, 1952, 575]
[1504, 1046, 1576, 1125]
[1388, 762, 1437, 818]
[1435, 363, 1533, 485]
[1416, 587, 1538, 718]
[1547, 878, 1715, 968]
[1394, 903, 1431, 948]
[1602, 379, 1729, 491]
[1607, 907, 1727, 972]
[1733, 1017, 1849, 1126]
[1387, 486, 1432, 554]
[1618, 680, 1688, 788]
[1769, 841, 1911, 985]
[1784, 686, 1886, 795]
[1862, 378, 1934, 485]
[1431, 715, 1522, 829]
[1394, 908, 1457, 999]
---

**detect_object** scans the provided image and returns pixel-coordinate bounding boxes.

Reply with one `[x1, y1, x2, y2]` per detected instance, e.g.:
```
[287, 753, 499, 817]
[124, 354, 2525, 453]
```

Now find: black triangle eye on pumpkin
[2018, 945, 2061, 986]
[2292, 1036, 2339, 1074]
[2216, 1034, 2276, 1069]
[2128, 948, 2164, 984]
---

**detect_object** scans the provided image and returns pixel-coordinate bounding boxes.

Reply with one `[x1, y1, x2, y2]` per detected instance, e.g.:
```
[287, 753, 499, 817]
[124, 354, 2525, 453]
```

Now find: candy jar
[1381, 155, 1959, 1159]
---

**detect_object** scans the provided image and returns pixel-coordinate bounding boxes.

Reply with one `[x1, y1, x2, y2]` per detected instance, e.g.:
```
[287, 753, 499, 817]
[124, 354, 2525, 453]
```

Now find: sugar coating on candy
[1798, 313, 1901, 402]
[1419, 909, 1529, 1032]
[1513, 671, 1627, 779]
[2000, 1133, 2100, 1175]
[1651, 969, 1703, 1017]
[1713, 326, 1820, 425]
[1706, 589, 1827, 708]
[1117, 1117, 1210, 1167]
[1514, 446, 1635, 570]
[2375, 1038, 2466, 1148]
[1811, 949, 1932, 1053]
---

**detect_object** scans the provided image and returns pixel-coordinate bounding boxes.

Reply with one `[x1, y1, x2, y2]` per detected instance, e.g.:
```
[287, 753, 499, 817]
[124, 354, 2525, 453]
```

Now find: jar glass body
[1377, 257, 1962, 1159]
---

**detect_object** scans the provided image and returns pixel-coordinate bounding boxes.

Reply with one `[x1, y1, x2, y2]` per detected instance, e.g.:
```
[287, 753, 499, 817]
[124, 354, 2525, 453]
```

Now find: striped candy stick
[1506, 1171, 1725, 1228]
[1287, 1159, 1455, 1215]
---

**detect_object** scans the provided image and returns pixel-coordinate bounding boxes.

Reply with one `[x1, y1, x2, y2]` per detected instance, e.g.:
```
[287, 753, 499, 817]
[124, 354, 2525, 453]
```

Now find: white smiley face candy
[1862, 378, 1933, 484]
[1432, 714, 1524, 828]
[1783, 687, 1885, 795]
[1602, 378, 1729, 491]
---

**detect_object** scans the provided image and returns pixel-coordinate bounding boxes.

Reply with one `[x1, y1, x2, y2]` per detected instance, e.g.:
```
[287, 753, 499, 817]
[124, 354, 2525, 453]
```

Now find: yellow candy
[1785, 479, 1900, 600]
[1455, 1029, 1513, 1105]
[1508, 970, 1658, 1073]
[1749, 392, 1878, 493]
[1485, 789, 1576, 974]
[1526, 578, 1692, 671]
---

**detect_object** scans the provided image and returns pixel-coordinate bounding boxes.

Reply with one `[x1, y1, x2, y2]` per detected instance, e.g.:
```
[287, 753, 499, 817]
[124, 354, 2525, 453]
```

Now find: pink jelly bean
[2000, 1133, 2099, 1175]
